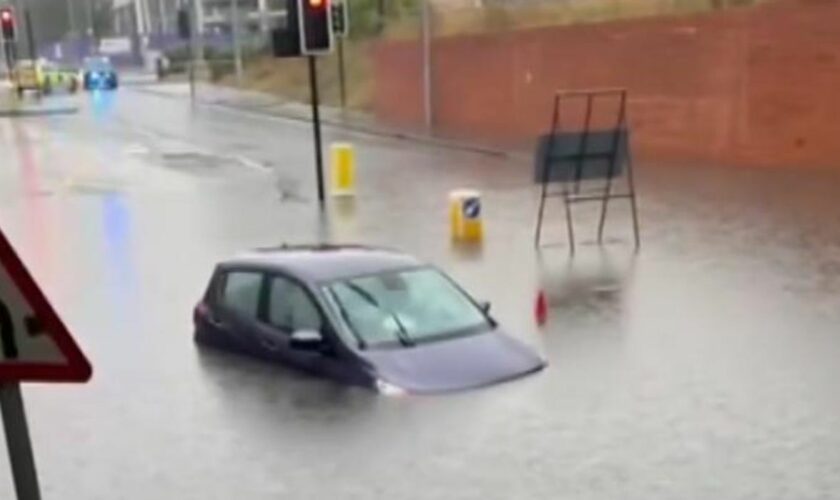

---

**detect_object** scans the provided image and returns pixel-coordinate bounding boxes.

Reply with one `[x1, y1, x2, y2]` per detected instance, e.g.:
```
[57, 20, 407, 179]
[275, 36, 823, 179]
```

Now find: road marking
[230, 155, 270, 172]
[124, 143, 150, 156]
[125, 122, 270, 173]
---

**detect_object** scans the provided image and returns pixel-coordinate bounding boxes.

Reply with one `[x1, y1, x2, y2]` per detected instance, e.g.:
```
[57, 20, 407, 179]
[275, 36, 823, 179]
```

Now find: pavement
[137, 80, 516, 156]
[0, 82, 80, 118]
[0, 81, 839, 499]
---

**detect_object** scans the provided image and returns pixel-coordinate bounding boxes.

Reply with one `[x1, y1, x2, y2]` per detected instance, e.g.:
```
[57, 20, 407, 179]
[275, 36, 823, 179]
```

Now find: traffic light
[298, 0, 332, 55]
[177, 8, 191, 40]
[331, 0, 348, 38]
[1, 7, 15, 41]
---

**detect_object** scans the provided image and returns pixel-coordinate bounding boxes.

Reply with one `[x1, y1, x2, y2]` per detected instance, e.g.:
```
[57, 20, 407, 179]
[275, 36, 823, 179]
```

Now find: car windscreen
[323, 267, 490, 349]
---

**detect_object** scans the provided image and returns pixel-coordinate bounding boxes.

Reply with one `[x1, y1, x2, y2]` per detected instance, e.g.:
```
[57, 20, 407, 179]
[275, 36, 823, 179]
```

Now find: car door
[255, 274, 327, 371]
[212, 269, 266, 355]
[259, 273, 371, 385]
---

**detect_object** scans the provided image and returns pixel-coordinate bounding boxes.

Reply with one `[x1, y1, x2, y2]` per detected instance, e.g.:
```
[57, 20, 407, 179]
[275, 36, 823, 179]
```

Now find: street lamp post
[421, 0, 433, 130]
[231, 0, 242, 83]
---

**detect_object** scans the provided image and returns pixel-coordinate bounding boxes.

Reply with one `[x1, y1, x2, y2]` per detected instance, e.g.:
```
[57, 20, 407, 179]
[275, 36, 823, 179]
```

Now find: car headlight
[375, 379, 407, 397]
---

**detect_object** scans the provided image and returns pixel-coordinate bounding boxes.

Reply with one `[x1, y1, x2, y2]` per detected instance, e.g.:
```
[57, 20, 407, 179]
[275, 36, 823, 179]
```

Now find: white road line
[229, 154, 271, 172]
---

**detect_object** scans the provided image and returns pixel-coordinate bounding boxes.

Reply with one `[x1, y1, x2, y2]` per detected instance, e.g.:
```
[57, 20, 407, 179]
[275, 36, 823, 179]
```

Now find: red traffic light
[309, 0, 324, 6]
[1, 7, 14, 41]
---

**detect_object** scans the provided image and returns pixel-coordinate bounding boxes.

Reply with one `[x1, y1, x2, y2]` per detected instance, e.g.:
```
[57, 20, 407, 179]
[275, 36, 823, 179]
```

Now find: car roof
[220, 245, 424, 283]
[84, 56, 111, 65]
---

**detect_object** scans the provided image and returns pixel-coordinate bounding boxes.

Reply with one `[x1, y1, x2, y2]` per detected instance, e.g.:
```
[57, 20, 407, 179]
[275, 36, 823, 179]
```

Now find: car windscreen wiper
[343, 282, 414, 347]
[327, 288, 367, 350]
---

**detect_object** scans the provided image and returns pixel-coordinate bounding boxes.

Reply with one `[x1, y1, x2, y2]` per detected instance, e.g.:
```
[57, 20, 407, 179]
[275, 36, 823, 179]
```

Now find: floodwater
[0, 86, 838, 499]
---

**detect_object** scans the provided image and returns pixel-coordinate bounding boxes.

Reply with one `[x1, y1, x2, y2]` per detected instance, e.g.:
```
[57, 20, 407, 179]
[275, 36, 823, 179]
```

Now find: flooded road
[0, 87, 839, 499]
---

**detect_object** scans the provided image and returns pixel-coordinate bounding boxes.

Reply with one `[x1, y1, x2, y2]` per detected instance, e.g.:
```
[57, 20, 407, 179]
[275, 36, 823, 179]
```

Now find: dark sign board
[534, 129, 629, 184]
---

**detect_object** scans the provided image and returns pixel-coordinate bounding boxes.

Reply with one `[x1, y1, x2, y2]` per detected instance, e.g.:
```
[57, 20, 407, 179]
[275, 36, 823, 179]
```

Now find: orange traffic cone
[535, 290, 548, 326]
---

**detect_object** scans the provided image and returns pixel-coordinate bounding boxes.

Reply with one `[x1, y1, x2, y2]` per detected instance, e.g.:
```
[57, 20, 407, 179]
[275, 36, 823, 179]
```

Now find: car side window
[266, 275, 323, 334]
[220, 271, 263, 319]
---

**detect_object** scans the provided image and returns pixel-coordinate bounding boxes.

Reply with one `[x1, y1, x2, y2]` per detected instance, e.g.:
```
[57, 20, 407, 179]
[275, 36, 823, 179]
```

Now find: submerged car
[82, 56, 118, 90]
[194, 245, 545, 394]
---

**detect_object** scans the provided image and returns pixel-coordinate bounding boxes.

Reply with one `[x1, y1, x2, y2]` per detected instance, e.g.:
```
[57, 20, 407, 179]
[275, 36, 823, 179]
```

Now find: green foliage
[347, 0, 421, 39]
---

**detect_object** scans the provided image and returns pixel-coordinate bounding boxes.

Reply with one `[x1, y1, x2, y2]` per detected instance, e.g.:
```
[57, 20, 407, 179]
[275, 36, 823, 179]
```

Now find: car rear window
[221, 271, 262, 319]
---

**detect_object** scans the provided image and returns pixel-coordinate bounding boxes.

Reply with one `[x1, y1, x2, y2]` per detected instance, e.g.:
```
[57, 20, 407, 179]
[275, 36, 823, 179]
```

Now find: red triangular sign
[0, 228, 91, 382]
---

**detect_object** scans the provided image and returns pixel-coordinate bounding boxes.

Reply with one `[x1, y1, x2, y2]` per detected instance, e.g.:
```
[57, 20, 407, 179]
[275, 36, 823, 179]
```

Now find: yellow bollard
[449, 190, 466, 240]
[331, 143, 356, 196]
[448, 189, 483, 243]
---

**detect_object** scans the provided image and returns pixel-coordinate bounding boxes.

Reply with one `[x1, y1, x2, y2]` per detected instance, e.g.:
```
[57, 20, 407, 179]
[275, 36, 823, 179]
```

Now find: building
[201, 0, 286, 35]
[110, 0, 285, 37]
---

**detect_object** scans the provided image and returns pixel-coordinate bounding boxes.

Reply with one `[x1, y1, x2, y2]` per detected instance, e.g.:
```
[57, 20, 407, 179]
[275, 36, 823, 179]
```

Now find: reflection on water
[91, 90, 117, 120]
[10, 122, 57, 288]
[537, 248, 636, 311]
[328, 197, 358, 243]
[101, 193, 136, 316]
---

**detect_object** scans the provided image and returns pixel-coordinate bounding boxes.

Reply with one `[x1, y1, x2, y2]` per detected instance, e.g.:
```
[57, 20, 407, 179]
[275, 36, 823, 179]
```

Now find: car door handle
[260, 338, 280, 352]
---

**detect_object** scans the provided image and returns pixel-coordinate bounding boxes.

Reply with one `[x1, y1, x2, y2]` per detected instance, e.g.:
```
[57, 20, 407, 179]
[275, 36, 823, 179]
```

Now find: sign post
[1, 383, 40, 500]
[0, 227, 92, 500]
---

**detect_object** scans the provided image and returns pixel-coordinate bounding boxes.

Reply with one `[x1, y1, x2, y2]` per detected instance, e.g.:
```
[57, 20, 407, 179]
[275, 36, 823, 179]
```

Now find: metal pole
[142, 0, 153, 36]
[23, 9, 35, 61]
[86, 0, 96, 44]
[2, 39, 10, 74]
[157, 0, 166, 33]
[376, 0, 384, 33]
[535, 94, 561, 249]
[1, 383, 42, 500]
[2, 37, 13, 73]
[257, 0, 268, 33]
[67, 0, 77, 38]
[308, 55, 325, 205]
[597, 90, 627, 244]
[230, 0, 242, 84]
[421, 0, 432, 130]
[337, 36, 346, 108]
[188, 0, 197, 104]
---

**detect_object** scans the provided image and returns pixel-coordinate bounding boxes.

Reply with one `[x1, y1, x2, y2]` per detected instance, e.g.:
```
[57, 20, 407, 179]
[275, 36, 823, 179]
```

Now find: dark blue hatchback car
[194, 246, 545, 394]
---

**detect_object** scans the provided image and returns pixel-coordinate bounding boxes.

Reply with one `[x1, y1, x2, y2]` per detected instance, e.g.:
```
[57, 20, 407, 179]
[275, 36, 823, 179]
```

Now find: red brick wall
[372, 0, 840, 168]
[371, 39, 425, 128]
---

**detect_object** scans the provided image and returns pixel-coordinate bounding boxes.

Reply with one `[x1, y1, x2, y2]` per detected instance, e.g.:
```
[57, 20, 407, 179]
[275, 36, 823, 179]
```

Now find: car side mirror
[290, 329, 324, 352]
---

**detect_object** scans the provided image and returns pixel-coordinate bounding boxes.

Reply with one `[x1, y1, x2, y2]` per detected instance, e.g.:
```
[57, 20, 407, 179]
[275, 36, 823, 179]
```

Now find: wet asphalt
[0, 84, 839, 499]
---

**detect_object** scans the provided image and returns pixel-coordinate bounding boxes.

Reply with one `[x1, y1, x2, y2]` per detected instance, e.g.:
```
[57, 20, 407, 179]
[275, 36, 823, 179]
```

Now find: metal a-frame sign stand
[534, 88, 641, 254]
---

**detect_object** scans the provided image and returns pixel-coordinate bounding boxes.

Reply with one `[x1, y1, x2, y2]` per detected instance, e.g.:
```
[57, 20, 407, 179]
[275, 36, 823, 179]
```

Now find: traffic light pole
[23, 9, 34, 61]
[230, 0, 243, 84]
[2, 41, 13, 73]
[308, 55, 326, 204]
[337, 36, 346, 108]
